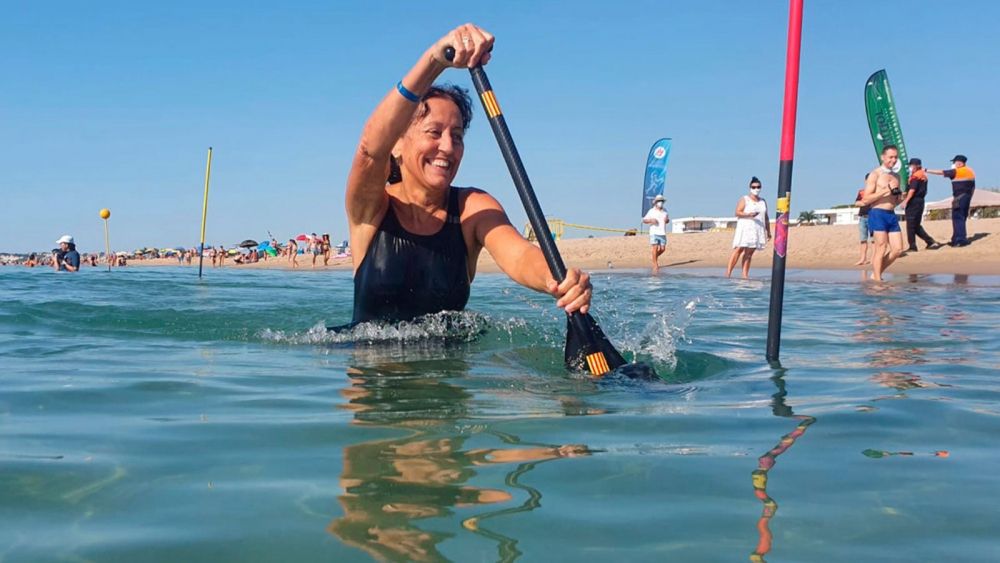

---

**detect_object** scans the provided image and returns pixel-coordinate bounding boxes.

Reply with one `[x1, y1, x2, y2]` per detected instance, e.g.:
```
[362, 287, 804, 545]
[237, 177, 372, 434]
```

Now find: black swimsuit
[352, 187, 471, 323]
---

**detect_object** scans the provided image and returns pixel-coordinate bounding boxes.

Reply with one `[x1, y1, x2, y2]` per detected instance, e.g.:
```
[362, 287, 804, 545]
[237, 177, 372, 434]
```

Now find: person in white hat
[53, 235, 81, 272]
[642, 194, 670, 273]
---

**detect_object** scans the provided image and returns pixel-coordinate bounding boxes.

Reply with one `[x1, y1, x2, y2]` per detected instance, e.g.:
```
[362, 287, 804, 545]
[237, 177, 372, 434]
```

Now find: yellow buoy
[99, 208, 111, 219]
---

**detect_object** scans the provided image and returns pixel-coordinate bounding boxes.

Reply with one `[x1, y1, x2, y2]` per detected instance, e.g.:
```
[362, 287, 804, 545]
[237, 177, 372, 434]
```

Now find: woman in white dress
[726, 177, 771, 279]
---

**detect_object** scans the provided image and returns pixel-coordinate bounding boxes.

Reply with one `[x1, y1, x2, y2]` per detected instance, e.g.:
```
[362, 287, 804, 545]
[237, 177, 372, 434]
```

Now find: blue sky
[2, 0, 997, 253]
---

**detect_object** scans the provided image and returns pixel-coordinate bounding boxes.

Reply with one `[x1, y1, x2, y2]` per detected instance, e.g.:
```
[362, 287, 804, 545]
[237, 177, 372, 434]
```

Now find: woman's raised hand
[432, 23, 494, 68]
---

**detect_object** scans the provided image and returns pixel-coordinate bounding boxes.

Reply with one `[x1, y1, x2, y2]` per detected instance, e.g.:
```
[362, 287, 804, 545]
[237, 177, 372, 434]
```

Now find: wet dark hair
[749, 176, 762, 187]
[416, 84, 473, 131]
[388, 84, 474, 184]
[881, 144, 898, 155]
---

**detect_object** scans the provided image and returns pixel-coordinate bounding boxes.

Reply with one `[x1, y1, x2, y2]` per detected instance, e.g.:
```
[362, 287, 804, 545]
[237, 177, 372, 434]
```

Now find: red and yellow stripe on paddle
[586, 352, 610, 377]
[480, 90, 502, 118]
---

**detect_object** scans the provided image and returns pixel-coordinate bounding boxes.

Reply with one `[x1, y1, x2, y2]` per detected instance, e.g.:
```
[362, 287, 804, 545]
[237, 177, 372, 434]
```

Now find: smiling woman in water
[344, 23, 593, 326]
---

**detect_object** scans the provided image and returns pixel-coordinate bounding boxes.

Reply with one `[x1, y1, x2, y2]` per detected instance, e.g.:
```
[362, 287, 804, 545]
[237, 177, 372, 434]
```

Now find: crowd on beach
[2, 231, 352, 271]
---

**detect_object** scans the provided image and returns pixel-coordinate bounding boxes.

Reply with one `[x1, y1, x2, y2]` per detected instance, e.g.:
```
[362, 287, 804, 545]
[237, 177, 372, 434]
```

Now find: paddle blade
[564, 313, 627, 377]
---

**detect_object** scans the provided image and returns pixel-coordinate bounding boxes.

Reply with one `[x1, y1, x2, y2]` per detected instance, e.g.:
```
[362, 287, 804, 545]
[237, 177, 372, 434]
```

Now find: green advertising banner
[864, 69, 909, 186]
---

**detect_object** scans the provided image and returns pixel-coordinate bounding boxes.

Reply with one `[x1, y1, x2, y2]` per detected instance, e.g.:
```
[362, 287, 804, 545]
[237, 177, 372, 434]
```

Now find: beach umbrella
[295, 234, 309, 241]
[239, 239, 258, 248]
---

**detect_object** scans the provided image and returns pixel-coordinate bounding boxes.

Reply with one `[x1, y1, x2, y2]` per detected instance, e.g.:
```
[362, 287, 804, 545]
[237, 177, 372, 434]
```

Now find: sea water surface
[2, 266, 999, 562]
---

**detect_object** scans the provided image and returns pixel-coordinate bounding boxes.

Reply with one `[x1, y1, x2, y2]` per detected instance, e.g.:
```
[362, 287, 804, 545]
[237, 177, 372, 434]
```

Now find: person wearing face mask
[926, 155, 976, 247]
[344, 24, 592, 325]
[857, 145, 905, 281]
[726, 177, 771, 279]
[641, 194, 670, 273]
[900, 158, 940, 252]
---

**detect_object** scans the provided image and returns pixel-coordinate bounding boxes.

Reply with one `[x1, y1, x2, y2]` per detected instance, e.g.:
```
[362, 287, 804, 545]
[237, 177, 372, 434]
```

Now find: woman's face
[399, 97, 465, 190]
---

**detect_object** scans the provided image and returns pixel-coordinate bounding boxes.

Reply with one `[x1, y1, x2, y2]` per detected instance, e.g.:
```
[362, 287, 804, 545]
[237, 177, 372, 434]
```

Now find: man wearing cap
[927, 155, 976, 247]
[53, 235, 81, 272]
[900, 158, 940, 251]
[642, 194, 669, 273]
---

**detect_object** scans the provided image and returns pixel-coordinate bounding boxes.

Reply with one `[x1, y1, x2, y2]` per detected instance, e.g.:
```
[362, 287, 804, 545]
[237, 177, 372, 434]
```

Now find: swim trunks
[649, 234, 667, 246]
[867, 208, 901, 233]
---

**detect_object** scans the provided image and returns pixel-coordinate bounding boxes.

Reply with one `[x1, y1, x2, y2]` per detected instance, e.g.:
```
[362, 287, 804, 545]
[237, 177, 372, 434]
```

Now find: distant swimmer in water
[344, 23, 592, 325]
[53, 235, 81, 272]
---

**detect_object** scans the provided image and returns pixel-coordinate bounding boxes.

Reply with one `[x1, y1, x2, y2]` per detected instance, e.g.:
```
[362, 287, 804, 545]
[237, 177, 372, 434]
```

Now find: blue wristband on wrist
[396, 81, 420, 103]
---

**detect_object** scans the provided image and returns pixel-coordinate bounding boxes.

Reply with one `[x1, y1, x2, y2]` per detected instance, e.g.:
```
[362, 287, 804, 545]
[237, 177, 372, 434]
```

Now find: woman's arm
[735, 197, 747, 218]
[466, 190, 592, 314]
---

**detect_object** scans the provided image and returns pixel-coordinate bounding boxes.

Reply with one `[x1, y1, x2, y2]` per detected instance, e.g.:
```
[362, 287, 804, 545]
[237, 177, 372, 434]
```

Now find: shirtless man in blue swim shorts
[857, 145, 904, 281]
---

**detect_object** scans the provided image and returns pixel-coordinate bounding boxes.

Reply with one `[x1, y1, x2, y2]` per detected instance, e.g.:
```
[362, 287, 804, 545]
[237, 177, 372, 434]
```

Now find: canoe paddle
[445, 48, 656, 380]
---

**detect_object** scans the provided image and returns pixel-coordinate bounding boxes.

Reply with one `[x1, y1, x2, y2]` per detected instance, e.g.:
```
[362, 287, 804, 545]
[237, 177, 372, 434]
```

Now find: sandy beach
[132, 217, 1000, 276]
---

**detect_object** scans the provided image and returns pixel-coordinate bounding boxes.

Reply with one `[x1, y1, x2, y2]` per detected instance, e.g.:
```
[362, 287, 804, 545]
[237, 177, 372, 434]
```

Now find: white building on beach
[671, 217, 738, 234]
[812, 207, 862, 225]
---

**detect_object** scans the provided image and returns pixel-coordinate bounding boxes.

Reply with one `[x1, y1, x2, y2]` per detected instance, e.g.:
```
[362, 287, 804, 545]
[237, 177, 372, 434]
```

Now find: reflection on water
[852, 287, 953, 406]
[329, 357, 596, 562]
[750, 372, 816, 563]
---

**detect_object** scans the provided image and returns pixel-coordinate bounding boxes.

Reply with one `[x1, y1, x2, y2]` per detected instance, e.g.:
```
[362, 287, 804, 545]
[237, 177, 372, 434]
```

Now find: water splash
[258, 310, 545, 347]
[620, 297, 701, 371]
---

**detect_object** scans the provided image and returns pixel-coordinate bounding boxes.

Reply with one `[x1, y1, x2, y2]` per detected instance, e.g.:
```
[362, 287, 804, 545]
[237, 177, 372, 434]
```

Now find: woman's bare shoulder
[458, 186, 503, 210]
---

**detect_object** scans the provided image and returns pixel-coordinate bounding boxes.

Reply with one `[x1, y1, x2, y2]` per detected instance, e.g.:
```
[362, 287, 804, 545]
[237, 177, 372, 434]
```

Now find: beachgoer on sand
[310, 232, 322, 267]
[287, 238, 299, 268]
[642, 194, 669, 273]
[926, 155, 975, 247]
[344, 23, 592, 325]
[322, 233, 332, 266]
[726, 177, 770, 279]
[900, 158, 939, 251]
[857, 145, 904, 281]
[854, 174, 873, 266]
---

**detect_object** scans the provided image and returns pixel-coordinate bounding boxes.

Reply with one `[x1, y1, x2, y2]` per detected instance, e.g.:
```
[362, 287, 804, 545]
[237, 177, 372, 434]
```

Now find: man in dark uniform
[900, 158, 939, 251]
[927, 155, 976, 247]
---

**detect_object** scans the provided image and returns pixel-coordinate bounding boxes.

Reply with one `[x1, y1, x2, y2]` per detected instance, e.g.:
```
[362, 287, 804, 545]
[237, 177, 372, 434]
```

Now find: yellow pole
[99, 208, 112, 272]
[198, 147, 213, 278]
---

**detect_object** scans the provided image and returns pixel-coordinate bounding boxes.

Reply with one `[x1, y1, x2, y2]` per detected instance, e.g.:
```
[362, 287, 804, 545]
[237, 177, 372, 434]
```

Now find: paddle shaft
[467, 68, 567, 281]
[462, 64, 620, 375]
